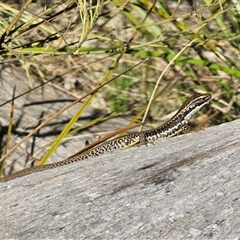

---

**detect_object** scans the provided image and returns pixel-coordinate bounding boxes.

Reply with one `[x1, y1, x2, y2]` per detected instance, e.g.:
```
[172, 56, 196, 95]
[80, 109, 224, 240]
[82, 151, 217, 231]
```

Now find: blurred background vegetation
[0, 0, 240, 165]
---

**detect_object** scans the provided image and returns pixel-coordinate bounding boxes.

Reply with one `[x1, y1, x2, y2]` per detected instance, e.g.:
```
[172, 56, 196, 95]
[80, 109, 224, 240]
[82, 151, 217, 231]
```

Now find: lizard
[0, 93, 212, 183]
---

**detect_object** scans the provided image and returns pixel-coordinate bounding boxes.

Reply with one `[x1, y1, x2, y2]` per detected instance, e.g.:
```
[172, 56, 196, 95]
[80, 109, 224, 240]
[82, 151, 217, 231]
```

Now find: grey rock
[0, 120, 240, 239]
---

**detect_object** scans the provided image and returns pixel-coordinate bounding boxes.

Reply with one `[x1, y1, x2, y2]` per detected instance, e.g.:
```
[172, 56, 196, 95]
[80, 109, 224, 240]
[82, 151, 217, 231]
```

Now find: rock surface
[0, 120, 240, 239]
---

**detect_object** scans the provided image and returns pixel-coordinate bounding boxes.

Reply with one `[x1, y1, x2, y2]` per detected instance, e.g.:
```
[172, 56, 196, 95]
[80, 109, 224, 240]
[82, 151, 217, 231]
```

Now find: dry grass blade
[140, 39, 197, 131]
[76, 0, 105, 50]
[0, 86, 16, 176]
[4, 0, 32, 37]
